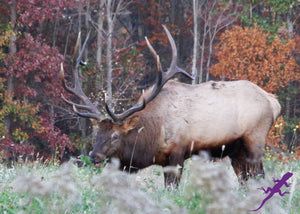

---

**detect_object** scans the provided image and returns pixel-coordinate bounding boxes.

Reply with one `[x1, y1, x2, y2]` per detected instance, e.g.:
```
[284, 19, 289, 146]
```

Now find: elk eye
[111, 133, 119, 141]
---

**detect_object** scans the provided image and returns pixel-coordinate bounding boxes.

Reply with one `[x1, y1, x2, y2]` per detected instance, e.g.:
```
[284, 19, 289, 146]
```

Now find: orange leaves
[211, 24, 299, 92]
[266, 116, 286, 148]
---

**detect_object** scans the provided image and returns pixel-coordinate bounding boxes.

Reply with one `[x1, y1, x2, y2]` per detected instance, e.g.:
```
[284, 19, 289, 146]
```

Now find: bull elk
[60, 26, 281, 187]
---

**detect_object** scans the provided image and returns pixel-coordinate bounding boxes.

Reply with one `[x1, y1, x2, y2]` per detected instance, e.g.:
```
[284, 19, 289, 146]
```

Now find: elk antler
[61, 30, 104, 121]
[106, 25, 194, 123]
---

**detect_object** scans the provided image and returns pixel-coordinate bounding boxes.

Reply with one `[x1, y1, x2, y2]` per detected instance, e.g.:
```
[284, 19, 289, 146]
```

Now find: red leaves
[37, 122, 72, 160]
[0, 92, 71, 160]
[3, 34, 64, 99]
[0, 136, 35, 159]
[16, 0, 75, 27]
[0, 32, 66, 161]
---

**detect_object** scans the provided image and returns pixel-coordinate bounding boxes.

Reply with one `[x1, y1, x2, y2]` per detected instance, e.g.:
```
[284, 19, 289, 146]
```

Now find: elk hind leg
[243, 134, 266, 179]
[231, 156, 264, 185]
[230, 138, 264, 184]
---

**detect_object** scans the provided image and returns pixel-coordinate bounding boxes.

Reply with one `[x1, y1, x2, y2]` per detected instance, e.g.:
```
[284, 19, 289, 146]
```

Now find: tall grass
[0, 155, 299, 214]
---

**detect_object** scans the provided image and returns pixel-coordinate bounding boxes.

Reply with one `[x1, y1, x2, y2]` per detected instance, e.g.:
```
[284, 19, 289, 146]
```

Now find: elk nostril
[90, 153, 105, 164]
[90, 156, 98, 164]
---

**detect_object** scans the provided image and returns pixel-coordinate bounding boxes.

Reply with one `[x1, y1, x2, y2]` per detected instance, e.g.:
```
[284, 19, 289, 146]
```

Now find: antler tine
[145, 37, 163, 74]
[61, 93, 94, 111]
[60, 63, 103, 120]
[106, 25, 193, 123]
[144, 25, 192, 103]
[60, 31, 104, 121]
[105, 98, 146, 124]
[73, 32, 81, 63]
[162, 25, 177, 78]
[144, 36, 163, 103]
[162, 25, 195, 81]
[73, 105, 103, 120]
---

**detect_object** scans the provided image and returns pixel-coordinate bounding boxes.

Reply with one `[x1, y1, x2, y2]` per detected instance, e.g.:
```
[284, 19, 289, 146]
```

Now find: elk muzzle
[89, 151, 106, 164]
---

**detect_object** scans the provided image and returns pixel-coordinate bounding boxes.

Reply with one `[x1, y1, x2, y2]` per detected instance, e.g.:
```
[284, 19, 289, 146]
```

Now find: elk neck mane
[117, 106, 165, 170]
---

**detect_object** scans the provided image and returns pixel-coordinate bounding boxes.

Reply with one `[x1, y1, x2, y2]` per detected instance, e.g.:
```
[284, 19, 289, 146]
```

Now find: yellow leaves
[0, 28, 15, 47]
[0, 89, 43, 143]
[12, 128, 29, 143]
[0, 28, 15, 59]
[267, 115, 286, 148]
[31, 120, 42, 132]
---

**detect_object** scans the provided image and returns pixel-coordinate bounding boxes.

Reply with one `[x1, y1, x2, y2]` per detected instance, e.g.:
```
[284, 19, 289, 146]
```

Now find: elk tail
[250, 81, 281, 121]
[266, 93, 281, 121]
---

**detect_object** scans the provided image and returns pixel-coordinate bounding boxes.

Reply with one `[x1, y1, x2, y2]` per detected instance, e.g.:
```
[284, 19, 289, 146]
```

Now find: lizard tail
[249, 192, 273, 212]
[249, 206, 263, 212]
[249, 201, 266, 212]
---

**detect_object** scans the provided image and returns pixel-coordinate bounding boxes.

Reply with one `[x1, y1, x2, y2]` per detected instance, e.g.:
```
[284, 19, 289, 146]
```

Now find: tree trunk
[198, 22, 207, 83]
[287, 4, 293, 40]
[52, 16, 58, 47]
[191, 0, 198, 85]
[84, 0, 90, 60]
[176, 2, 185, 66]
[106, 0, 113, 105]
[170, 0, 176, 25]
[8, 0, 16, 93]
[96, 0, 105, 91]
[285, 4, 294, 119]
[4, 0, 17, 135]
[205, 39, 213, 82]
[249, 3, 253, 24]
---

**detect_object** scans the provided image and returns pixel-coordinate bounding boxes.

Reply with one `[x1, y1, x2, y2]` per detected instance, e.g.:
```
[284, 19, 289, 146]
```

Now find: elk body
[61, 26, 281, 186]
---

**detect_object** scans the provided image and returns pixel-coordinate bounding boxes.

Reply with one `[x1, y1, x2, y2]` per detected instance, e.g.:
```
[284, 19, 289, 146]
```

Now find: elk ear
[122, 115, 140, 133]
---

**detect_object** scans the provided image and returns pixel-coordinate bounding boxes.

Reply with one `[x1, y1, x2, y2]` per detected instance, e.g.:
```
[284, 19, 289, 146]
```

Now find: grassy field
[0, 155, 299, 214]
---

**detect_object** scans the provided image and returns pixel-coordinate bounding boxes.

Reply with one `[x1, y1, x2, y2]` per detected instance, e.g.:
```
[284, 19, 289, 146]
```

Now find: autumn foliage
[0, 1, 299, 163]
[211, 25, 299, 93]
[0, 79, 71, 161]
[0, 27, 71, 161]
[211, 24, 300, 158]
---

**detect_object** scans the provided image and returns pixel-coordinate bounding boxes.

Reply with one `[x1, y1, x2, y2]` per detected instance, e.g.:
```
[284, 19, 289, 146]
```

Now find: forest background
[0, 0, 299, 163]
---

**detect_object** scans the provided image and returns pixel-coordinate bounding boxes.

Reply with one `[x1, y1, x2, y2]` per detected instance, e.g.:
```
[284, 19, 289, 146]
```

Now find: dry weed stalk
[92, 158, 186, 214]
[8, 155, 296, 214]
[183, 153, 287, 214]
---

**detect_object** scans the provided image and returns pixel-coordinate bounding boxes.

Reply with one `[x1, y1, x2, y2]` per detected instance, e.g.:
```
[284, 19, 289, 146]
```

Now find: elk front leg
[164, 151, 184, 188]
[164, 169, 182, 188]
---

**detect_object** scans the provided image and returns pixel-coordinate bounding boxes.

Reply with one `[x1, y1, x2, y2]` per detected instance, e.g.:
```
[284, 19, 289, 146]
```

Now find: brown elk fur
[91, 80, 281, 186]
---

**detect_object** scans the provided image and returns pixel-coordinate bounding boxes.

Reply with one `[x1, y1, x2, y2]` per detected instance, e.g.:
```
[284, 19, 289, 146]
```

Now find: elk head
[61, 25, 194, 164]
